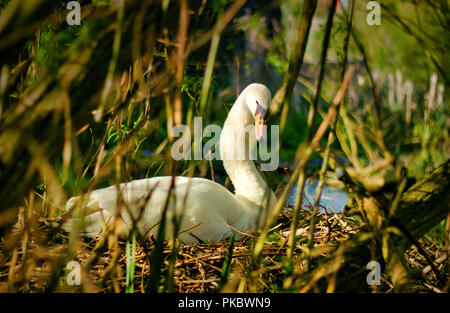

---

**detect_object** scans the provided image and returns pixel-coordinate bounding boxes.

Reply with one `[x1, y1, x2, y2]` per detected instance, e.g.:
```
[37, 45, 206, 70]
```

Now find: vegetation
[0, 0, 448, 293]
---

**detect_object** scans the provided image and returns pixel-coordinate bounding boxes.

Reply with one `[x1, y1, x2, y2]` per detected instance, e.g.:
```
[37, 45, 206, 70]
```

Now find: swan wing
[63, 176, 255, 243]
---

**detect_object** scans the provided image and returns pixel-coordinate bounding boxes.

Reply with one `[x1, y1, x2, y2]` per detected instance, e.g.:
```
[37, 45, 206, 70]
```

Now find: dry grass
[1, 205, 446, 293]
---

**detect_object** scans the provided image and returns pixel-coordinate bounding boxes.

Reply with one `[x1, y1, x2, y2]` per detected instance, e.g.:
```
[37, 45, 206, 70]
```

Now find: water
[286, 178, 349, 214]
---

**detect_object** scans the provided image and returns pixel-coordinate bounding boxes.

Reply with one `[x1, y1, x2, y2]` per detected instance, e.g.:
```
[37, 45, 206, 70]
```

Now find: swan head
[240, 83, 272, 141]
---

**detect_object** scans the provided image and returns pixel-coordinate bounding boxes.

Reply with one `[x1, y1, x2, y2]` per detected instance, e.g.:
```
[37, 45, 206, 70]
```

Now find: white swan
[62, 83, 277, 244]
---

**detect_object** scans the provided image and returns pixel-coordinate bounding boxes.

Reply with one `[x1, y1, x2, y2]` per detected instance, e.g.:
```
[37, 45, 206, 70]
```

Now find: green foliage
[425, 218, 447, 247]
[107, 114, 144, 145]
[219, 232, 235, 287]
[126, 230, 136, 293]
[91, 0, 111, 7]
[182, 67, 204, 101]
[235, 8, 287, 74]
[0, 0, 11, 9]
[279, 97, 309, 162]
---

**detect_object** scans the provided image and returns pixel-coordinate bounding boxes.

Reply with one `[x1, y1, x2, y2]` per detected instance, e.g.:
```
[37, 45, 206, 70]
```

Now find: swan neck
[219, 97, 273, 207]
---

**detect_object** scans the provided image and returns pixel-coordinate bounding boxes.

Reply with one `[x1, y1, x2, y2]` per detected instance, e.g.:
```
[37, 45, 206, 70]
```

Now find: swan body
[63, 83, 276, 244]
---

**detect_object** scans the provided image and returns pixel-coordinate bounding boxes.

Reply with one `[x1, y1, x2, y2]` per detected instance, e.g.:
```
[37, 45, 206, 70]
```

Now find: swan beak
[254, 113, 265, 142]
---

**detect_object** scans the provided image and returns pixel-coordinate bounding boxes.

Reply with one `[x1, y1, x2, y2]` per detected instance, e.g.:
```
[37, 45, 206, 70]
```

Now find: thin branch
[287, 0, 339, 262]
[269, 0, 317, 133]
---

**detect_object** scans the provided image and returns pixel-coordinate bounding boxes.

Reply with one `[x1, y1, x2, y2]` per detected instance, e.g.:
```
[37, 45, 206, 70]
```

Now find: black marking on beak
[254, 100, 266, 118]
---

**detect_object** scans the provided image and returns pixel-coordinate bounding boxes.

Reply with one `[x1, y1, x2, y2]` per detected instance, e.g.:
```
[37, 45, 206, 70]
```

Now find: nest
[0, 208, 447, 293]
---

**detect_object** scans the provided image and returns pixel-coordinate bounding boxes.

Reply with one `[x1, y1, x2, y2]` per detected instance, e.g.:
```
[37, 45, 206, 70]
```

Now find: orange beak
[254, 112, 265, 141]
